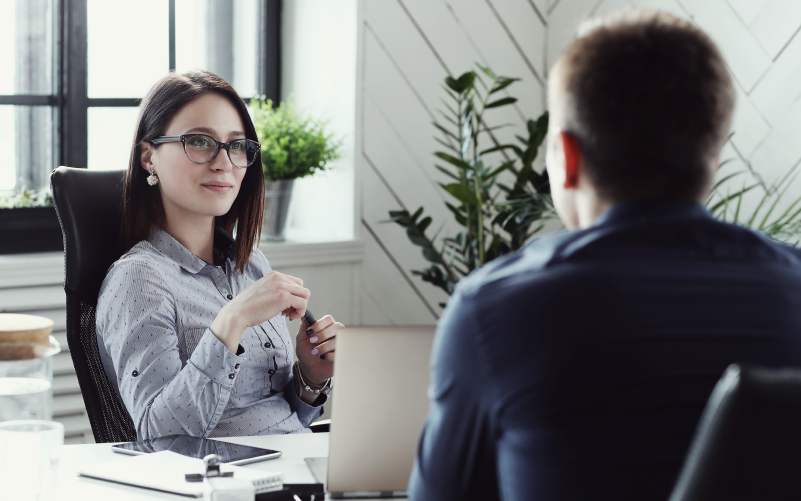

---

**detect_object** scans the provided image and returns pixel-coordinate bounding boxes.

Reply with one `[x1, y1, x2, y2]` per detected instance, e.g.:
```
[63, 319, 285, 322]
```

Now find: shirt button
[226, 294, 233, 300]
[228, 373, 235, 379]
[132, 370, 139, 377]
[268, 369, 275, 375]
[264, 342, 271, 348]
[234, 363, 240, 369]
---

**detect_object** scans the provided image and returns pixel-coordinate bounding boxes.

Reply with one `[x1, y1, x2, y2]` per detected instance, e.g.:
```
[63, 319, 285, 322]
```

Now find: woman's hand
[296, 314, 341, 385]
[211, 271, 310, 353]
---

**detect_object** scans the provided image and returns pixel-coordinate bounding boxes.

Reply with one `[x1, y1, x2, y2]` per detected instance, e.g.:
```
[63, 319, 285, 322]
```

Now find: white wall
[281, 0, 358, 243]
[356, 0, 548, 325]
[358, 0, 801, 327]
[547, 0, 801, 217]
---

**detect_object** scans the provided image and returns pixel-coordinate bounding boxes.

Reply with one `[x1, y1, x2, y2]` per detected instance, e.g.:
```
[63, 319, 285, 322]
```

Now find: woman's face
[142, 93, 249, 224]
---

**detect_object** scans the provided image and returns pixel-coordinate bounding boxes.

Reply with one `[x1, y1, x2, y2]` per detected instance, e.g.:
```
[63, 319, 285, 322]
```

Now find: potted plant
[0, 187, 63, 254]
[384, 66, 555, 305]
[249, 97, 342, 241]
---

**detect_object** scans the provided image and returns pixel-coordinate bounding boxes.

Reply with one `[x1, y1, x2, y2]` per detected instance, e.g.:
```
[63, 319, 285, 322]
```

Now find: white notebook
[79, 450, 283, 497]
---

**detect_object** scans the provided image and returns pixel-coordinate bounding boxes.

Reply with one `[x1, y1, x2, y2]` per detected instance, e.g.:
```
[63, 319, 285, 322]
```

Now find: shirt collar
[147, 226, 238, 274]
[592, 197, 711, 227]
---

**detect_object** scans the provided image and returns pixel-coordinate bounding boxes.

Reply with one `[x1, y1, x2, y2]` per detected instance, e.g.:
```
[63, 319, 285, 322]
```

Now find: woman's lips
[202, 183, 233, 193]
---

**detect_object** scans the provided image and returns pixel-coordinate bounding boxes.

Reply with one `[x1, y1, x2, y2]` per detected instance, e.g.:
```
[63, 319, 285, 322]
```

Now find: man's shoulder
[455, 230, 582, 303]
[455, 217, 801, 310]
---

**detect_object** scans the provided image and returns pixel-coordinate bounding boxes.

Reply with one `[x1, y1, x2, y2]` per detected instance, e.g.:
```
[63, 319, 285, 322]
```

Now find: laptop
[306, 326, 436, 499]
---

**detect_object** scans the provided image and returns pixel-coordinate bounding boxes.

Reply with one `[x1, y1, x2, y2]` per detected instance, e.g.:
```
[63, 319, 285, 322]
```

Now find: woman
[96, 70, 340, 440]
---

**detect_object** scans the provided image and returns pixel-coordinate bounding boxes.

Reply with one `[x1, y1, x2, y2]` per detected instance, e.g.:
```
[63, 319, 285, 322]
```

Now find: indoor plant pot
[262, 179, 295, 242]
[250, 96, 341, 243]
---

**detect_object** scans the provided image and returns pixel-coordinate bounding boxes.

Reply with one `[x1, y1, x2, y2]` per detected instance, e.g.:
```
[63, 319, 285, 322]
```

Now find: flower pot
[262, 179, 295, 242]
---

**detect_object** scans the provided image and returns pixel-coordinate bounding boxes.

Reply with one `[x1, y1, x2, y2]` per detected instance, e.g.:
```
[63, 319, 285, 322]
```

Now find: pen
[303, 309, 317, 332]
[303, 309, 333, 360]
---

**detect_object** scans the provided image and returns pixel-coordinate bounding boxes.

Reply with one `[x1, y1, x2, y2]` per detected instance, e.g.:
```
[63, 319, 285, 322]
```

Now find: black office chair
[51, 166, 330, 441]
[670, 364, 801, 501]
[51, 166, 135, 443]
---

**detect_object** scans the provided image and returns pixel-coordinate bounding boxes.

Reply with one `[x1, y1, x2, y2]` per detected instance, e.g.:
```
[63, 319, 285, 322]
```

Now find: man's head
[546, 9, 735, 228]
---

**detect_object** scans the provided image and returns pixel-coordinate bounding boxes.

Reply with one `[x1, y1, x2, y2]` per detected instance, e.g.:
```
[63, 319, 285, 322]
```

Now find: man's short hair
[555, 10, 735, 202]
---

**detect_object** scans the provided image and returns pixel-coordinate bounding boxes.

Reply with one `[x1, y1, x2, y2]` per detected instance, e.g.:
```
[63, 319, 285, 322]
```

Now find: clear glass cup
[0, 420, 64, 501]
[0, 336, 60, 421]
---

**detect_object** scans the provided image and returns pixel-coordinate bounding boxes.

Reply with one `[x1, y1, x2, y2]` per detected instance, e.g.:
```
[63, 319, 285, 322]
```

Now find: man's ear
[560, 131, 581, 189]
[140, 141, 155, 171]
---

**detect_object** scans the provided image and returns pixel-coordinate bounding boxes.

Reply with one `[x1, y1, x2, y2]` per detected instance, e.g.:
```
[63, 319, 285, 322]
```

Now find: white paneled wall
[360, 0, 801, 323]
[357, 0, 547, 322]
[546, 0, 801, 214]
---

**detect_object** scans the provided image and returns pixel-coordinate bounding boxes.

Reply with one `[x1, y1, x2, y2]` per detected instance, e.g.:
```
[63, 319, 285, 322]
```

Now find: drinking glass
[0, 336, 60, 421]
[0, 420, 64, 501]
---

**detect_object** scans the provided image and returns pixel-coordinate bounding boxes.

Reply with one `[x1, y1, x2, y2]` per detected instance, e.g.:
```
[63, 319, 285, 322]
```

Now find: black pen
[303, 309, 317, 334]
[303, 309, 333, 360]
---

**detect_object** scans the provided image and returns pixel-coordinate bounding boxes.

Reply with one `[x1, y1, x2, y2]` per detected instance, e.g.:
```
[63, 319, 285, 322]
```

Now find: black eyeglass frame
[149, 134, 262, 168]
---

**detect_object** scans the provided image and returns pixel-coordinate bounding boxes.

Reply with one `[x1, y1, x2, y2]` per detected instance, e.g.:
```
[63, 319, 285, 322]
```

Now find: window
[0, 0, 280, 191]
[0, 0, 56, 193]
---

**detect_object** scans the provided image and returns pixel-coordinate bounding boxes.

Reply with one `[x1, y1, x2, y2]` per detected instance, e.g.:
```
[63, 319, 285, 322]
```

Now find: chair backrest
[670, 364, 801, 501]
[51, 166, 136, 443]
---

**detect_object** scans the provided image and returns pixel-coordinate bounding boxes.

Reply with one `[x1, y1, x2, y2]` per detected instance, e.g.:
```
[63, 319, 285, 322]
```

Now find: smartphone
[111, 434, 282, 465]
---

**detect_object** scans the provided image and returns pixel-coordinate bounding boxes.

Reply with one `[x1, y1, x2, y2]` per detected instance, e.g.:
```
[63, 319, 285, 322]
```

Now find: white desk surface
[56, 432, 329, 500]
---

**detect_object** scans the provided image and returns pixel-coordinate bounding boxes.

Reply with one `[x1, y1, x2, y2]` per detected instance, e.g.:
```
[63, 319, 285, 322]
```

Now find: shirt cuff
[283, 375, 326, 426]
[187, 328, 246, 387]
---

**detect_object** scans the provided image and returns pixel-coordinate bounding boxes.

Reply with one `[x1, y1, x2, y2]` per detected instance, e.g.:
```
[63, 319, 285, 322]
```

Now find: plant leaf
[433, 122, 458, 141]
[479, 144, 518, 156]
[485, 97, 518, 109]
[446, 183, 479, 206]
[434, 164, 460, 180]
[434, 152, 473, 171]
[489, 78, 519, 95]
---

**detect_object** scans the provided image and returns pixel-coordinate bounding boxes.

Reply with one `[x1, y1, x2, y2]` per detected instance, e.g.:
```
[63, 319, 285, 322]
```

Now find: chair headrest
[51, 167, 127, 304]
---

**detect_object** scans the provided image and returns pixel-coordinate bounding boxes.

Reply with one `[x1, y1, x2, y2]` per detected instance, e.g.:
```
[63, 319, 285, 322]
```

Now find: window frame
[0, 0, 282, 255]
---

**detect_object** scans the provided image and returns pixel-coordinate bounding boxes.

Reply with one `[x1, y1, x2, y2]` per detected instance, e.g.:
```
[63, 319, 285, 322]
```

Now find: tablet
[111, 434, 281, 465]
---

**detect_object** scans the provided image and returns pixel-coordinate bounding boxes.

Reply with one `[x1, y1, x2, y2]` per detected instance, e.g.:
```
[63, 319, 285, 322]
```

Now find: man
[409, 9, 801, 501]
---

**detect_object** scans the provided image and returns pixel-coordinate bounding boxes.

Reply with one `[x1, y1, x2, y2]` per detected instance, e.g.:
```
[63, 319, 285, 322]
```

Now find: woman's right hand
[210, 271, 310, 353]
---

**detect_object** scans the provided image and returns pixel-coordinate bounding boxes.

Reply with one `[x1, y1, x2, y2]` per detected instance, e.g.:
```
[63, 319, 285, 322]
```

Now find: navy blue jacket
[408, 199, 801, 501]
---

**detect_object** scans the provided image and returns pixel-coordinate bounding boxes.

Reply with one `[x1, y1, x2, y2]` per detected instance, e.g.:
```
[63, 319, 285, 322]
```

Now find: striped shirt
[95, 227, 323, 440]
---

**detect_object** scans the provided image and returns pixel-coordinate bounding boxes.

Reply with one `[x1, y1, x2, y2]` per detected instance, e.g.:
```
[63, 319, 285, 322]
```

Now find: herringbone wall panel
[358, 0, 801, 322]
[549, 0, 801, 218]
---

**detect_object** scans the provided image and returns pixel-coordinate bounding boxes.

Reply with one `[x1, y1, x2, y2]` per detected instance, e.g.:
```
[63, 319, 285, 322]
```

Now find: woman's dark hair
[122, 70, 264, 272]
[556, 10, 735, 202]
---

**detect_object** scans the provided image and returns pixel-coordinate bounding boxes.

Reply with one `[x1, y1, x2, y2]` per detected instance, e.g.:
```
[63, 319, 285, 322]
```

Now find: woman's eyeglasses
[149, 134, 261, 168]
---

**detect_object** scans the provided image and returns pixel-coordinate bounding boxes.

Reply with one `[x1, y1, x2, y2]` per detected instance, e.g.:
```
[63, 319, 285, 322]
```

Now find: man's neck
[576, 182, 614, 229]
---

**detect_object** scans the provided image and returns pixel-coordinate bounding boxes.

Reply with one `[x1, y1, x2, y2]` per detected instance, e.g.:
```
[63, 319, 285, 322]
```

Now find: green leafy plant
[249, 96, 342, 181]
[384, 67, 555, 300]
[0, 187, 53, 209]
[707, 156, 801, 246]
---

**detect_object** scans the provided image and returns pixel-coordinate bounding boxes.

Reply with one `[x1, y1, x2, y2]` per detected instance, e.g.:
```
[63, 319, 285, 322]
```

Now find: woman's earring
[146, 169, 159, 186]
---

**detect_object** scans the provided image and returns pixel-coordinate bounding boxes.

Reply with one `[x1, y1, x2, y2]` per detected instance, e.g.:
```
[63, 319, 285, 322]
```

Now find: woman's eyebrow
[185, 126, 217, 135]
[184, 127, 246, 138]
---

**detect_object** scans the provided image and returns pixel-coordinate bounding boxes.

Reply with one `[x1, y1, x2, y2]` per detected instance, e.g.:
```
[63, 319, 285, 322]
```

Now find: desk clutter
[79, 450, 283, 500]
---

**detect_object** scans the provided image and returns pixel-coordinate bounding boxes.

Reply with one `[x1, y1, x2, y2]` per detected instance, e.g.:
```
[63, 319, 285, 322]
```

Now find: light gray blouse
[95, 227, 323, 440]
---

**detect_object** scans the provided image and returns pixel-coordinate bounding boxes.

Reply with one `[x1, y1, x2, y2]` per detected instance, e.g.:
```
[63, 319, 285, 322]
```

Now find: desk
[55, 433, 407, 500]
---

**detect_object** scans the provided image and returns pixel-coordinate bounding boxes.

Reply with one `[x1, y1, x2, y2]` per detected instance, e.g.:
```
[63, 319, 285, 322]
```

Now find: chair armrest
[310, 419, 330, 433]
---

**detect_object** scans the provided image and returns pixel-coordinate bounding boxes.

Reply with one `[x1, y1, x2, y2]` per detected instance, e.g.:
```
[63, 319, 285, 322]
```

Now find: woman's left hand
[296, 314, 341, 385]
